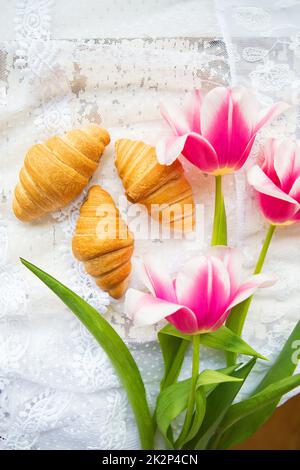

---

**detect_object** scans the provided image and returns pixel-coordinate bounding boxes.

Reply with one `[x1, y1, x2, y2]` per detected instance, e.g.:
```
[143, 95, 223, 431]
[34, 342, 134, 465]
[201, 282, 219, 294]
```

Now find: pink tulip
[248, 139, 300, 225]
[125, 247, 275, 335]
[156, 87, 288, 175]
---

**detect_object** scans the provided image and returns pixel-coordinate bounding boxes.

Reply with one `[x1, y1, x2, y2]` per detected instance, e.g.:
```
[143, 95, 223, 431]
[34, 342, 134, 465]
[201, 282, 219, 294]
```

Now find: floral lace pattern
[0, 0, 299, 449]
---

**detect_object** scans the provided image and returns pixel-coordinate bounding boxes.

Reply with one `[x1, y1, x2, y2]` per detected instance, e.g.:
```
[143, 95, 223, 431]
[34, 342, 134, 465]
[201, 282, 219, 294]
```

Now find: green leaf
[201, 326, 267, 360]
[156, 369, 242, 448]
[210, 320, 300, 449]
[159, 324, 266, 360]
[20, 258, 154, 450]
[225, 297, 252, 365]
[212, 374, 300, 449]
[184, 387, 206, 444]
[158, 326, 189, 389]
[185, 358, 256, 450]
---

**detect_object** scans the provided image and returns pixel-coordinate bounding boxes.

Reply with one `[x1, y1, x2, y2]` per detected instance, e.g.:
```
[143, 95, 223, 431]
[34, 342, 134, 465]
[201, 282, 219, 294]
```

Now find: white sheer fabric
[0, 0, 299, 449]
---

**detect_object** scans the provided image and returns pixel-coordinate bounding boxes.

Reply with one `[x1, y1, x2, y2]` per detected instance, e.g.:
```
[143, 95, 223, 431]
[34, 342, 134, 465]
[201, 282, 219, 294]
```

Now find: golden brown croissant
[72, 185, 134, 299]
[13, 126, 110, 221]
[115, 139, 195, 232]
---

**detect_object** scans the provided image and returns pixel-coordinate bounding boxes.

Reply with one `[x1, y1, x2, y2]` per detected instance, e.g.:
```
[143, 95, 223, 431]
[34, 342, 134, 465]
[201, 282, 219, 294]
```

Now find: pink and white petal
[125, 288, 186, 326]
[257, 192, 299, 224]
[226, 87, 258, 168]
[247, 165, 298, 204]
[159, 101, 190, 135]
[156, 135, 187, 166]
[167, 308, 199, 334]
[261, 139, 281, 185]
[208, 246, 243, 296]
[289, 175, 300, 203]
[227, 273, 276, 311]
[231, 86, 259, 130]
[291, 209, 300, 222]
[176, 256, 211, 315]
[142, 254, 177, 302]
[201, 87, 231, 166]
[274, 140, 298, 192]
[181, 132, 219, 173]
[182, 89, 202, 134]
[207, 256, 231, 324]
[254, 101, 289, 134]
[234, 133, 257, 170]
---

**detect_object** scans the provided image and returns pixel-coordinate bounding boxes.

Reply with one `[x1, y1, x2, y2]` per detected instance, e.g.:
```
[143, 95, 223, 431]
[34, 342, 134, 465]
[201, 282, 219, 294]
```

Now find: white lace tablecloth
[0, 0, 299, 450]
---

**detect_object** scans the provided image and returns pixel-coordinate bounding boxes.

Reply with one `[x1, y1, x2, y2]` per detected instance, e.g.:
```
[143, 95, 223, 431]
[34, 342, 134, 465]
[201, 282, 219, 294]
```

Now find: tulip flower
[156, 87, 288, 175]
[125, 247, 275, 335]
[156, 87, 288, 247]
[247, 138, 300, 225]
[226, 139, 300, 365]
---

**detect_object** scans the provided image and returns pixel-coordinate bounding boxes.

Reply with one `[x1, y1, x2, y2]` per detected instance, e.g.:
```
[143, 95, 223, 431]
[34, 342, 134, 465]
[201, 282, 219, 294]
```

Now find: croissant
[115, 139, 195, 232]
[13, 125, 110, 221]
[72, 185, 134, 299]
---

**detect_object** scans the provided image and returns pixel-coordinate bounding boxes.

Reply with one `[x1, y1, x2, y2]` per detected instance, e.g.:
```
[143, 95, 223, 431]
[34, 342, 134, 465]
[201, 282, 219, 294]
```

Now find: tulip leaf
[209, 320, 300, 449]
[185, 358, 256, 449]
[20, 258, 154, 450]
[211, 374, 300, 449]
[159, 324, 266, 360]
[201, 326, 267, 360]
[180, 387, 206, 446]
[158, 326, 189, 389]
[156, 369, 242, 449]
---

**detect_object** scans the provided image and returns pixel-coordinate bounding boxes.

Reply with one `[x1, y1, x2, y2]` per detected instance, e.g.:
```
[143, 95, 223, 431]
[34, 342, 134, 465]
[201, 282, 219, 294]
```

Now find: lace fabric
[0, 0, 299, 449]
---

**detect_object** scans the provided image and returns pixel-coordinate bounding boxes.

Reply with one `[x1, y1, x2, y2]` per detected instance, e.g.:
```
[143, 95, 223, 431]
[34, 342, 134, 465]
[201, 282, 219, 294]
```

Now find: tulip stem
[176, 334, 200, 448]
[254, 224, 276, 274]
[226, 224, 276, 365]
[212, 175, 227, 246]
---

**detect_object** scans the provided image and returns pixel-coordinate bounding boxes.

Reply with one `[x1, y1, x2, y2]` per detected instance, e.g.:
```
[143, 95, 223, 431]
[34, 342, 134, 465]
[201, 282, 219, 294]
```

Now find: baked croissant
[13, 125, 110, 221]
[115, 139, 195, 231]
[72, 185, 134, 299]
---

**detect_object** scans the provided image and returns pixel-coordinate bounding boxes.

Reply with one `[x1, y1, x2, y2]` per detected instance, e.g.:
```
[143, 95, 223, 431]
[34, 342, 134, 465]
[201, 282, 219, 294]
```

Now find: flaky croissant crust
[115, 138, 195, 232]
[72, 185, 134, 299]
[13, 125, 110, 221]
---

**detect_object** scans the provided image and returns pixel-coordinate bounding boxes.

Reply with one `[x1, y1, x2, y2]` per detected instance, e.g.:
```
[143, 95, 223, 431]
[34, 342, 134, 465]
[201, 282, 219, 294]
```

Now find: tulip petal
[176, 256, 211, 316]
[257, 192, 299, 224]
[167, 308, 199, 334]
[261, 139, 281, 185]
[254, 101, 289, 134]
[183, 89, 202, 134]
[208, 246, 242, 296]
[207, 256, 231, 326]
[156, 132, 218, 171]
[227, 273, 276, 311]
[226, 87, 258, 168]
[201, 87, 231, 167]
[247, 165, 299, 204]
[290, 176, 300, 202]
[156, 134, 187, 165]
[125, 288, 197, 331]
[159, 101, 190, 136]
[274, 140, 299, 192]
[141, 254, 177, 302]
[181, 132, 219, 172]
[235, 133, 257, 170]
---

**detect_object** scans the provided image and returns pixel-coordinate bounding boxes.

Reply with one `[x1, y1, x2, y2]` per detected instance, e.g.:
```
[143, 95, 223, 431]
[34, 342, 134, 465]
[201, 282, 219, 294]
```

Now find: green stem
[253, 224, 276, 274]
[176, 335, 200, 448]
[226, 224, 276, 365]
[212, 175, 227, 246]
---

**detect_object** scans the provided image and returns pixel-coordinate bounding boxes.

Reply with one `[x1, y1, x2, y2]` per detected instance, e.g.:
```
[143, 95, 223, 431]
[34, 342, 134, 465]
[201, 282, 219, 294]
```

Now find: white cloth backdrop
[0, 0, 299, 449]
